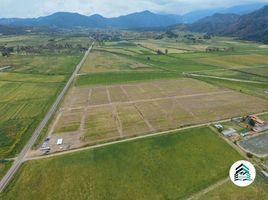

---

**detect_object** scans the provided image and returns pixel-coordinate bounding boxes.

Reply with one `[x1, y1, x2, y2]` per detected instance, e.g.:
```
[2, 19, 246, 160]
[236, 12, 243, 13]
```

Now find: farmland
[0, 127, 242, 200]
[192, 76, 268, 99]
[199, 175, 268, 200]
[0, 161, 12, 180]
[42, 78, 268, 152]
[0, 35, 89, 164]
[1, 31, 268, 198]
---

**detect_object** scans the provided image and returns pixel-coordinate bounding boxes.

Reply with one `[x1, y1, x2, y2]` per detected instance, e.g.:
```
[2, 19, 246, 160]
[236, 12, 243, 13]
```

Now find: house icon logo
[234, 163, 251, 181]
[229, 160, 256, 187]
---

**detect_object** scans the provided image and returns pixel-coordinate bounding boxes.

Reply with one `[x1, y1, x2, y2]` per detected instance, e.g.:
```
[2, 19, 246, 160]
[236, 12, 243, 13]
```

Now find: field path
[106, 87, 123, 137]
[120, 85, 155, 132]
[186, 73, 268, 84]
[64, 90, 232, 111]
[186, 177, 229, 200]
[0, 42, 94, 193]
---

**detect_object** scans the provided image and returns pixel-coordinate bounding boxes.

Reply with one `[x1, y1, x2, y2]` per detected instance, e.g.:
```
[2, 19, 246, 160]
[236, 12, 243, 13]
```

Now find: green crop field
[193, 76, 268, 99]
[0, 161, 12, 180]
[0, 34, 89, 160]
[199, 175, 268, 200]
[0, 79, 62, 159]
[0, 54, 83, 74]
[193, 68, 268, 82]
[1, 126, 242, 200]
[75, 71, 182, 86]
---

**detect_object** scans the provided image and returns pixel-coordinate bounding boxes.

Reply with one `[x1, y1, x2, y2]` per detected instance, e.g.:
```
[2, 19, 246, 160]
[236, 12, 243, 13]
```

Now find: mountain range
[0, 3, 268, 44]
[0, 11, 182, 29]
[189, 6, 268, 43]
[0, 3, 266, 29]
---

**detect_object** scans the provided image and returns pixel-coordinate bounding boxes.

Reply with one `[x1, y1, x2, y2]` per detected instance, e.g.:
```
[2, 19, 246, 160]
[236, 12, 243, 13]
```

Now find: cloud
[0, 0, 267, 18]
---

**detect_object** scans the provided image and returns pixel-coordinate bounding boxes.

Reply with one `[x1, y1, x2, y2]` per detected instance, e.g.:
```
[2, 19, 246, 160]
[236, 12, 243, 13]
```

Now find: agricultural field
[193, 76, 268, 99]
[193, 69, 268, 82]
[80, 49, 152, 73]
[196, 54, 268, 69]
[2, 31, 268, 199]
[199, 175, 268, 200]
[0, 54, 83, 74]
[1, 127, 242, 200]
[239, 66, 268, 77]
[42, 78, 268, 153]
[0, 161, 12, 180]
[81, 39, 220, 76]
[0, 35, 88, 161]
[0, 75, 65, 159]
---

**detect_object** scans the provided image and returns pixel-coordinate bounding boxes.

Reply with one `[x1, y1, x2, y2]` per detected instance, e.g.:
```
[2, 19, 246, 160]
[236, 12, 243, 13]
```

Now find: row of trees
[0, 43, 88, 57]
[206, 47, 235, 52]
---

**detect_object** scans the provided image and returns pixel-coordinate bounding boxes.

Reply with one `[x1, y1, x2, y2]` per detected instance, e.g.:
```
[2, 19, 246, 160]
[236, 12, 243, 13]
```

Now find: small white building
[57, 138, 63, 145]
[240, 132, 251, 137]
[214, 124, 223, 130]
[222, 128, 237, 137]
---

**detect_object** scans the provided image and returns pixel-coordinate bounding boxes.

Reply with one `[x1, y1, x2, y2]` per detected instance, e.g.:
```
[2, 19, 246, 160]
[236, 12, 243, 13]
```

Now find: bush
[246, 152, 253, 158]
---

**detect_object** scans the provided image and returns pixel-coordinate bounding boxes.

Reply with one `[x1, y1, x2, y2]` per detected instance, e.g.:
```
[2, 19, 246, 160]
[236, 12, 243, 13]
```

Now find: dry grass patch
[197, 54, 268, 69]
[117, 104, 151, 136]
[62, 87, 90, 108]
[109, 86, 129, 102]
[54, 109, 82, 133]
[84, 106, 119, 141]
[89, 87, 109, 105]
[81, 50, 151, 73]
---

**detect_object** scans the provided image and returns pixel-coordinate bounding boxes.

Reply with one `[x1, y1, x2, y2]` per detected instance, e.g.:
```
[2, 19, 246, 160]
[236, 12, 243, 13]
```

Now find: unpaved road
[0, 42, 94, 193]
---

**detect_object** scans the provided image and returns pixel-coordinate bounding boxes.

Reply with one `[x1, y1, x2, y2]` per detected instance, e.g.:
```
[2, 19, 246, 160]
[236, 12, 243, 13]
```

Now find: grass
[0, 54, 83, 75]
[199, 174, 268, 200]
[80, 50, 152, 73]
[196, 54, 268, 69]
[1, 126, 242, 200]
[193, 76, 268, 100]
[0, 72, 66, 83]
[194, 68, 268, 82]
[75, 71, 182, 86]
[260, 113, 268, 121]
[0, 33, 89, 159]
[239, 66, 268, 77]
[0, 160, 12, 180]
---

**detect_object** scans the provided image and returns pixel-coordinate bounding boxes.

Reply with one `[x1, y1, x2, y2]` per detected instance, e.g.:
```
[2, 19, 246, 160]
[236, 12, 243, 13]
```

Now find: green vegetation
[199, 174, 268, 200]
[194, 69, 268, 82]
[1, 127, 242, 200]
[0, 34, 88, 159]
[0, 54, 82, 74]
[0, 80, 62, 158]
[260, 113, 268, 121]
[0, 160, 12, 180]
[76, 71, 182, 86]
[193, 76, 268, 99]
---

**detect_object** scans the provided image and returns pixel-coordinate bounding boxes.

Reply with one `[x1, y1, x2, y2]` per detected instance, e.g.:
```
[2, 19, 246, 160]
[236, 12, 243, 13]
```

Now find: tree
[165, 49, 168, 55]
[157, 49, 164, 55]
[248, 118, 256, 127]
[246, 152, 253, 158]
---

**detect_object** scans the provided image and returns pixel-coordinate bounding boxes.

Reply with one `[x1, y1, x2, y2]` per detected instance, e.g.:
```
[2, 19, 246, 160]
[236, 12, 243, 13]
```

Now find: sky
[0, 0, 268, 18]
